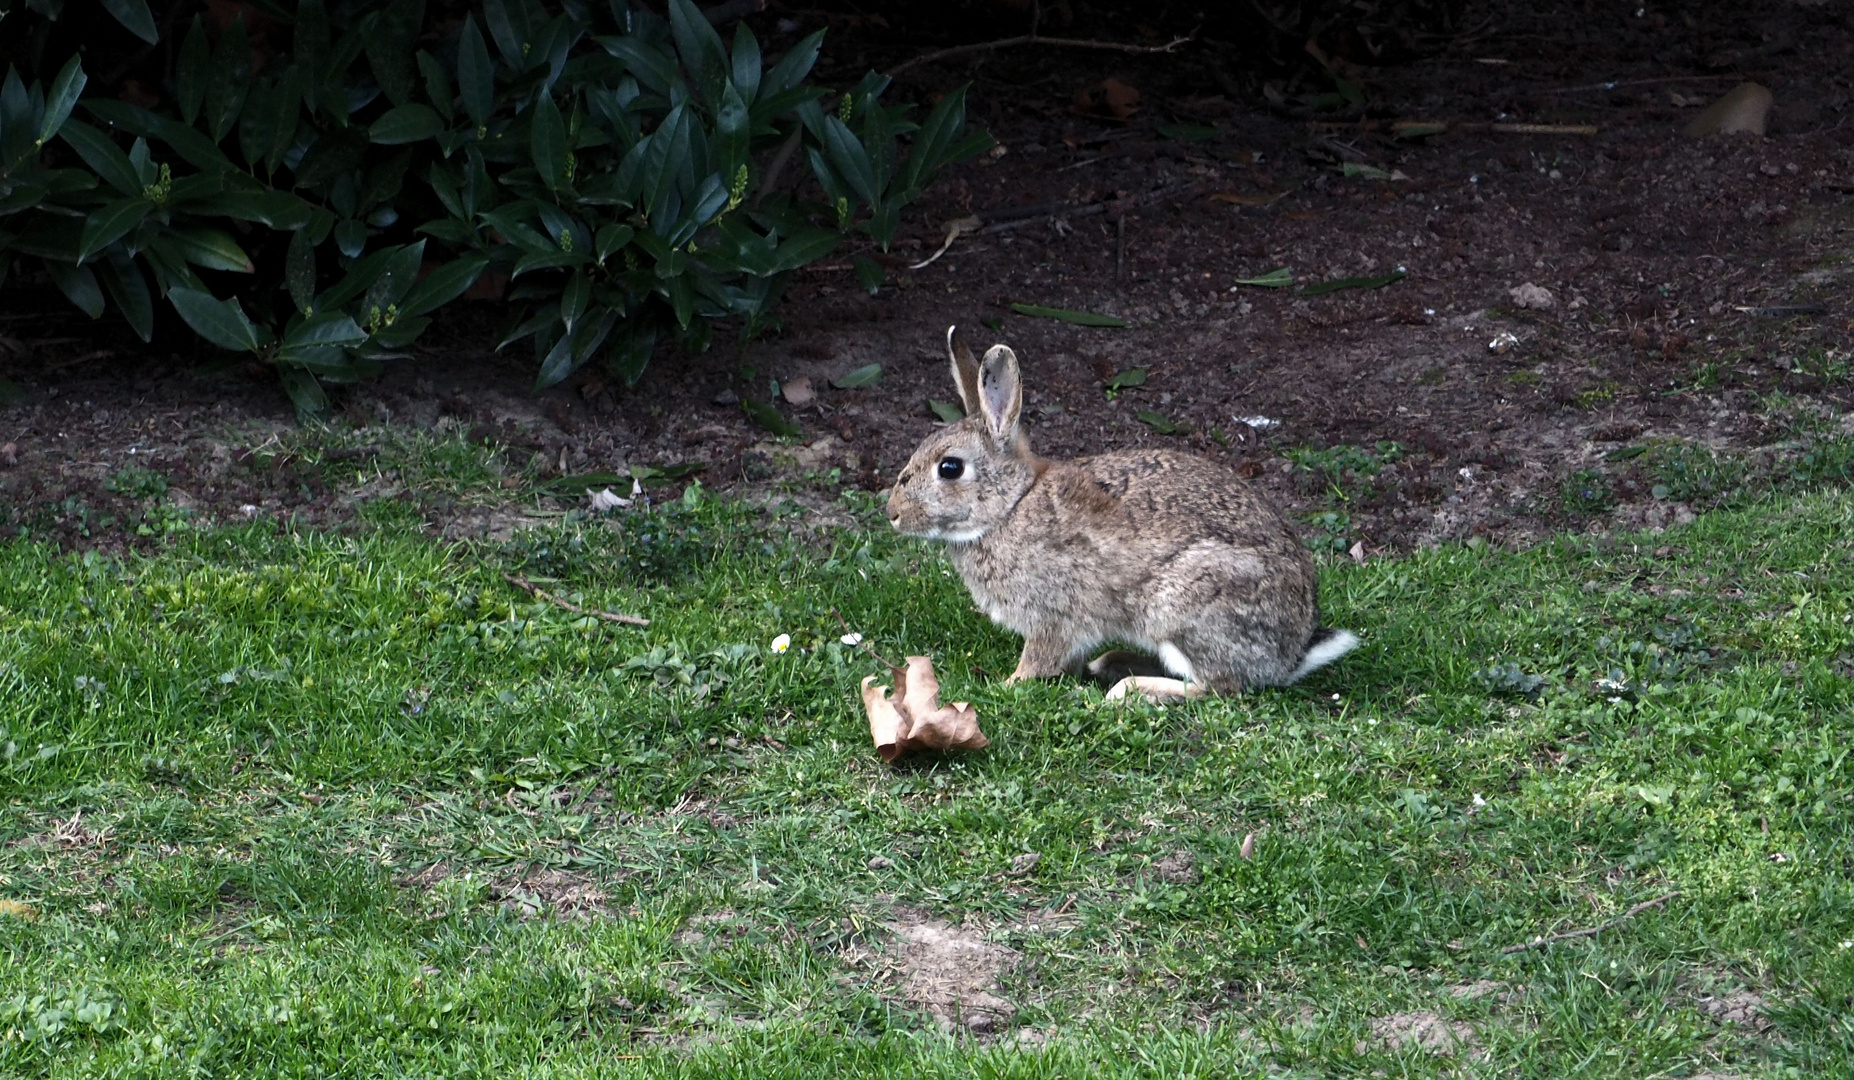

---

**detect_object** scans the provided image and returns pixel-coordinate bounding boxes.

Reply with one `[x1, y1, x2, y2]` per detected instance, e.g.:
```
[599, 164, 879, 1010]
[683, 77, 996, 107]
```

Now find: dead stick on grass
[1501, 890, 1682, 955]
[1539, 74, 1740, 95]
[1312, 120, 1599, 138]
[502, 573, 650, 627]
[979, 180, 1204, 236]
[1115, 214, 1126, 282]
[888, 32, 1194, 77]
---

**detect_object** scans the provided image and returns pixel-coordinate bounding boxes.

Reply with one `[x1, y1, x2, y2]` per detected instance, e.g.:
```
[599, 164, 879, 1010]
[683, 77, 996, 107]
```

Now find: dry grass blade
[501, 573, 649, 626]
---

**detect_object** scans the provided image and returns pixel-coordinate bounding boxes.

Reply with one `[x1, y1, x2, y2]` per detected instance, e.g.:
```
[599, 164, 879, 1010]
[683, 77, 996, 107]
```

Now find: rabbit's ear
[947, 325, 982, 416]
[978, 344, 1022, 444]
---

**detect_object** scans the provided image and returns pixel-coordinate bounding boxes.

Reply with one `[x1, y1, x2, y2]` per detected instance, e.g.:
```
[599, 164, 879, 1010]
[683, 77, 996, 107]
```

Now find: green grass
[3, 483, 1854, 1078]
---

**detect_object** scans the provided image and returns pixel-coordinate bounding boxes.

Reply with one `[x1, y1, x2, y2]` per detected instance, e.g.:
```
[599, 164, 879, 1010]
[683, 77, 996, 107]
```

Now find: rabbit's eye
[937, 457, 965, 480]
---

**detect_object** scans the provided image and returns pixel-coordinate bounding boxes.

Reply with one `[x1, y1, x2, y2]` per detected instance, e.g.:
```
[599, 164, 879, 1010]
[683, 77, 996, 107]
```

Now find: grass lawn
[2, 458, 1852, 1078]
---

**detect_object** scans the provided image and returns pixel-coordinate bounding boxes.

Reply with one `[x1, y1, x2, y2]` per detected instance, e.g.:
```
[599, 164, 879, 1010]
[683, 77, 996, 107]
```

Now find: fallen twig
[831, 607, 901, 671]
[1114, 213, 1126, 282]
[889, 31, 1194, 78]
[1736, 304, 1827, 317]
[1538, 74, 1740, 96]
[1501, 890, 1681, 954]
[910, 216, 982, 270]
[502, 573, 650, 627]
[977, 180, 1206, 236]
[1310, 120, 1599, 138]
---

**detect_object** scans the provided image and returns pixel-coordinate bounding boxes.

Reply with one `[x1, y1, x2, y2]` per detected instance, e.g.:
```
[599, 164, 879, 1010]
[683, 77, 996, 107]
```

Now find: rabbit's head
[886, 327, 1040, 543]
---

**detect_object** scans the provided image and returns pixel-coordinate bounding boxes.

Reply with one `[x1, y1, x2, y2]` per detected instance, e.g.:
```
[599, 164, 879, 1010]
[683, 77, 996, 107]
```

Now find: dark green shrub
[0, 0, 990, 417]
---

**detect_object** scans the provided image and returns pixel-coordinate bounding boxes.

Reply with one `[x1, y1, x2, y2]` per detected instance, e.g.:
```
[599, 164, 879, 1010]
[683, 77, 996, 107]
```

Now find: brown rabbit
[885, 327, 1357, 701]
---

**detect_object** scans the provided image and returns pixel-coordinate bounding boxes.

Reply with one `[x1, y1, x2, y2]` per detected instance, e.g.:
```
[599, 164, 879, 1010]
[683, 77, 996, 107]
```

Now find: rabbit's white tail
[1289, 628, 1359, 683]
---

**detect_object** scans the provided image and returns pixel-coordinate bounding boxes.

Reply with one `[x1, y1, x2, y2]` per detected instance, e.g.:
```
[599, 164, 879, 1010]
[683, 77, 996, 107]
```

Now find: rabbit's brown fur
[885, 327, 1356, 700]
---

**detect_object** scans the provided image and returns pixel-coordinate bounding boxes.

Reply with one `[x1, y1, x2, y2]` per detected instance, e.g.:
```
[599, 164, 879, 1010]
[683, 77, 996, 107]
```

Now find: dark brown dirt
[3, 0, 1852, 551]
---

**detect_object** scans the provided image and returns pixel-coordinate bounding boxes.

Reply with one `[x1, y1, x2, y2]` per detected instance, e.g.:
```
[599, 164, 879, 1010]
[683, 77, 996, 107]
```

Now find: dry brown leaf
[862, 655, 989, 763]
[1101, 78, 1141, 121]
[781, 376, 816, 407]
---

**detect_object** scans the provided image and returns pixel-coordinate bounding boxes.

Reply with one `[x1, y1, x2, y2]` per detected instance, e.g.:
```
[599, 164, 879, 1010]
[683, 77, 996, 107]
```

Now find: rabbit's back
[947, 449, 1320, 671]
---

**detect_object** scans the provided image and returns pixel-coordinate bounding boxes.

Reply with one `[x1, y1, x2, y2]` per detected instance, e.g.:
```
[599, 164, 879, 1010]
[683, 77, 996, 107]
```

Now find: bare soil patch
[883, 906, 1021, 1034]
[1356, 1010, 1482, 1056]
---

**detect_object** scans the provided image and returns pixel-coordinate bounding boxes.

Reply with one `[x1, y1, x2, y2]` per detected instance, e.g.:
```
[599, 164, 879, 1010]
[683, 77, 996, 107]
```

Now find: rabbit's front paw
[1104, 676, 1204, 704]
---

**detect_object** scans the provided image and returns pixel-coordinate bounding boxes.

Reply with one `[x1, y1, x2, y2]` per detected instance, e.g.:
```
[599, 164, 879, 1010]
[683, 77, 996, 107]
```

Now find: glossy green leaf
[595, 224, 634, 260]
[165, 227, 256, 273]
[570, 306, 618, 364]
[742, 398, 801, 437]
[666, 0, 726, 102]
[928, 399, 964, 423]
[560, 269, 590, 330]
[0, 181, 50, 217]
[530, 91, 568, 191]
[1011, 303, 1129, 328]
[831, 363, 883, 389]
[99, 0, 159, 44]
[282, 310, 368, 350]
[366, 0, 425, 106]
[819, 115, 879, 208]
[768, 227, 839, 273]
[97, 249, 154, 342]
[362, 240, 427, 315]
[1136, 409, 1180, 434]
[478, 209, 553, 254]
[237, 81, 279, 168]
[762, 29, 823, 98]
[176, 16, 210, 124]
[58, 120, 142, 196]
[278, 368, 331, 421]
[296, 0, 330, 104]
[44, 260, 106, 319]
[482, 0, 530, 70]
[77, 199, 153, 262]
[852, 255, 883, 296]
[168, 287, 261, 351]
[457, 15, 495, 128]
[398, 255, 489, 317]
[416, 50, 454, 121]
[595, 36, 678, 97]
[641, 105, 690, 228]
[1106, 368, 1147, 390]
[714, 80, 750, 187]
[190, 191, 314, 230]
[730, 22, 762, 106]
[1, 67, 31, 168]
[203, 15, 252, 144]
[265, 65, 307, 173]
[40, 55, 87, 144]
[534, 329, 578, 389]
[286, 228, 317, 314]
[511, 249, 589, 278]
[1233, 267, 1294, 288]
[368, 314, 430, 349]
[334, 219, 368, 258]
[608, 322, 657, 387]
[369, 103, 444, 144]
